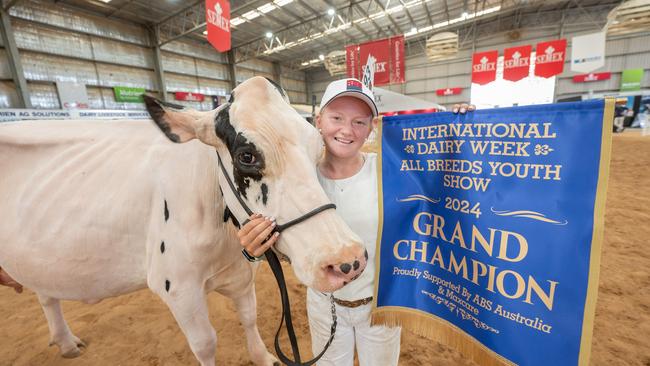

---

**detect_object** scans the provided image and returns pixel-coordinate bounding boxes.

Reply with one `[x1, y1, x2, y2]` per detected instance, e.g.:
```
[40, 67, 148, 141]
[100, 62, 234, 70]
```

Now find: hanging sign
[573, 72, 611, 83]
[534, 39, 567, 78]
[435, 88, 463, 96]
[620, 68, 644, 91]
[113, 87, 145, 103]
[503, 45, 532, 82]
[471, 50, 498, 85]
[347, 35, 405, 86]
[175, 92, 206, 102]
[206, 0, 231, 52]
[571, 32, 605, 73]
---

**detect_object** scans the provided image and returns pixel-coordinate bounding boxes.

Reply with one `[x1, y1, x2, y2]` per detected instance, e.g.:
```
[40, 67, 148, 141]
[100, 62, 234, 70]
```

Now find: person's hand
[237, 213, 280, 258]
[452, 103, 476, 114]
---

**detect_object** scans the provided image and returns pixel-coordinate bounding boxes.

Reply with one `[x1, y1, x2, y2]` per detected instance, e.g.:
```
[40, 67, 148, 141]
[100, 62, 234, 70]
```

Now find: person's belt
[332, 296, 373, 308]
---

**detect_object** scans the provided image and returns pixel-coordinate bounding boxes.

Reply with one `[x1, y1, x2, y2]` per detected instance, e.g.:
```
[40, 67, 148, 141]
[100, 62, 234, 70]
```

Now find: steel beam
[227, 50, 237, 91]
[0, 7, 31, 107]
[3, 0, 22, 11]
[150, 26, 168, 101]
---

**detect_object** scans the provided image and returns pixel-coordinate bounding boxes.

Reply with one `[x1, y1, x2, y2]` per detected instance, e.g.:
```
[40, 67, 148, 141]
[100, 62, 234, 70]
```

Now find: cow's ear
[144, 94, 207, 143]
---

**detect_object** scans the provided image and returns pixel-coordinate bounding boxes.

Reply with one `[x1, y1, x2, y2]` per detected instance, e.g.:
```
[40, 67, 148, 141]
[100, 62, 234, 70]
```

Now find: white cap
[320, 78, 378, 117]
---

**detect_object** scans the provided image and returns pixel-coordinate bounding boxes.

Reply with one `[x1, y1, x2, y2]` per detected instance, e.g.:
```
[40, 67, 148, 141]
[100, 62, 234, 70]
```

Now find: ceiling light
[242, 10, 260, 20]
[461, 11, 469, 18]
[265, 31, 273, 38]
[258, 3, 276, 13]
[97, 0, 112, 3]
[411, 27, 417, 33]
[319, 54, 325, 60]
[231, 17, 246, 26]
[327, 8, 335, 16]
[274, 0, 293, 6]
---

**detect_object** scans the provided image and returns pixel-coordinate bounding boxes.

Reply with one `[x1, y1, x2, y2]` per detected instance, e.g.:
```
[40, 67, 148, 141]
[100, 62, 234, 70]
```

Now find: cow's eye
[238, 152, 256, 166]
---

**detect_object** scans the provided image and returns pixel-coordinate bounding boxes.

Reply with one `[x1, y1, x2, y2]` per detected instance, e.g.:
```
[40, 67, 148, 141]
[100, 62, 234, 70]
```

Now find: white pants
[307, 289, 401, 366]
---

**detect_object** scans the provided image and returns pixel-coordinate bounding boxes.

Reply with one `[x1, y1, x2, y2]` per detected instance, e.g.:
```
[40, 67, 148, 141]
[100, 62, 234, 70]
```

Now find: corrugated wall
[0, 0, 307, 110]
[309, 26, 650, 111]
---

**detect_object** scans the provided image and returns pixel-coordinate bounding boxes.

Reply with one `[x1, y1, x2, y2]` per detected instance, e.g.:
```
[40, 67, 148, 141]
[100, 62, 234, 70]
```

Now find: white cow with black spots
[0, 76, 367, 366]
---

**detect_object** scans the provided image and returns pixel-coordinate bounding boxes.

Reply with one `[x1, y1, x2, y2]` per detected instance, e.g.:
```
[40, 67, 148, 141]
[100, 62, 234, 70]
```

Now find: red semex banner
[175, 92, 206, 102]
[573, 72, 612, 83]
[435, 87, 463, 96]
[206, 0, 230, 52]
[534, 39, 566, 78]
[346, 45, 360, 80]
[471, 50, 498, 85]
[503, 45, 531, 82]
[346, 35, 405, 86]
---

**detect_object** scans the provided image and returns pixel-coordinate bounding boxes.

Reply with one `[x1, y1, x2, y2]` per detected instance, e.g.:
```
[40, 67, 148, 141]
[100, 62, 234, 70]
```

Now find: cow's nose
[322, 248, 367, 287]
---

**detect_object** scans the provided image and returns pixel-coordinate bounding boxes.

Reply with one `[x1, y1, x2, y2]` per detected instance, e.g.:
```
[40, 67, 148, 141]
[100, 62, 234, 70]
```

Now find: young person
[238, 78, 473, 365]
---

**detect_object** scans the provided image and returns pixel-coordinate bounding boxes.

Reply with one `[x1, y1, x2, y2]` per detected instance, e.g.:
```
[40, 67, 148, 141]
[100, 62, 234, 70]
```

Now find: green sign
[620, 68, 644, 91]
[114, 86, 146, 103]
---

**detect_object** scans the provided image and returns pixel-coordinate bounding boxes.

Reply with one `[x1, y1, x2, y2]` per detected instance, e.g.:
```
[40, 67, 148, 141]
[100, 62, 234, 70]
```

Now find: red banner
[503, 45, 531, 82]
[389, 36, 405, 84]
[206, 0, 230, 52]
[175, 92, 205, 102]
[346, 35, 405, 86]
[346, 45, 360, 80]
[572, 72, 611, 83]
[534, 39, 566, 78]
[471, 50, 498, 85]
[436, 87, 463, 96]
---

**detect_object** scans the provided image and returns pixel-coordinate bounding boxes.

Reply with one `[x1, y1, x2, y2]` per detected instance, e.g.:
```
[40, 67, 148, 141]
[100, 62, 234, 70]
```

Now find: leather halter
[216, 152, 337, 366]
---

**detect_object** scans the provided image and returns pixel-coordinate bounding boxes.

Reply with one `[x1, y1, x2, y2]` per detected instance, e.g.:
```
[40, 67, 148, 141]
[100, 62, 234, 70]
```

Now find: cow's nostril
[353, 260, 360, 271]
[340, 263, 352, 274]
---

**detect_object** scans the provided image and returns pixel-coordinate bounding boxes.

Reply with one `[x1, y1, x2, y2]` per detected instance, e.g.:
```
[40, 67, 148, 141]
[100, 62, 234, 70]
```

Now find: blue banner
[372, 100, 613, 366]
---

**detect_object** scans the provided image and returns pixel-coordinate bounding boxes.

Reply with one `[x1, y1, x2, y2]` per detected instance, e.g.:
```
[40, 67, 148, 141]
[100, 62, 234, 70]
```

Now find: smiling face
[316, 96, 373, 159]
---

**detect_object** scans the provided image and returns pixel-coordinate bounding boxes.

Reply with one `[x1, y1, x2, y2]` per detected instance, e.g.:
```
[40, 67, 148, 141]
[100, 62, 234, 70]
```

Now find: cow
[0, 76, 368, 366]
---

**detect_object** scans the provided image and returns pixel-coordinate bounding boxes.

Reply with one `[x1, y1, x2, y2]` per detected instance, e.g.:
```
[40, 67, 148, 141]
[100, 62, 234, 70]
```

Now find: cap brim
[321, 90, 379, 117]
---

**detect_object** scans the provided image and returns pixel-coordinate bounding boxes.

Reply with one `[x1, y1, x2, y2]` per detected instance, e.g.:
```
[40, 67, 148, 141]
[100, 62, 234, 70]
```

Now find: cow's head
[144, 76, 367, 292]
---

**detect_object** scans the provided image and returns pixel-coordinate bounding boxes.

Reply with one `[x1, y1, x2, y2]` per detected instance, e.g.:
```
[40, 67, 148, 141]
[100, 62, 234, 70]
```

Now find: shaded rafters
[298, 0, 359, 44]
[397, 0, 416, 28]
[373, 0, 403, 34]
[353, 3, 389, 38]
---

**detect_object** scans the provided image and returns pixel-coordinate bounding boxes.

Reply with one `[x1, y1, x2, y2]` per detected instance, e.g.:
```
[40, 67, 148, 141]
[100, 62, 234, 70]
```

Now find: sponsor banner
[534, 39, 567, 78]
[571, 32, 605, 73]
[113, 87, 145, 103]
[0, 109, 151, 122]
[573, 72, 611, 83]
[206, 0, 231, 52]
[346, 35, 405, 86]
[436, 88, 463, 96]
[373, 100, 613, 366]
[175, 92, 206, 102]
[346, 44, 360, 80]
[620, 68, 644, 91]
[471, 50, 498, 85]
[503, 45, 532, 82]
[56, 81, 90, 109]
[389, 35, 405, 84]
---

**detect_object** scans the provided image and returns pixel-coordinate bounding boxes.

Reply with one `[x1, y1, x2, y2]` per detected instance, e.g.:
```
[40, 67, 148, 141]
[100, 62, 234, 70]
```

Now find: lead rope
[265, 249, 337, 366]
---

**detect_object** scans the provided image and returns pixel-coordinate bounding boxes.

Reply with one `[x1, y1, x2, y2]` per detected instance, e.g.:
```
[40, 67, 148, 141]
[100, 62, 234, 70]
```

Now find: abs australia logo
[207, 2, 229, 32]
[536, 46, 563, 64]
[473, 56, 496, 72]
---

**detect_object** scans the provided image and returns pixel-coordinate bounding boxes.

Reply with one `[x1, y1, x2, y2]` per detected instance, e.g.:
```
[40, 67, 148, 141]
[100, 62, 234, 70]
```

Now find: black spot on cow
[160, 241, 165, 253]
[340, 263, 351, 274]
[260, 183, 269, 205]
[213, 105, 266, 200]
[143, 94, 183, 143]
[223, 206, 240, 228]
[165, 280, 170, 292]
[353, 260, 360, 271]
[164, 200, 169, 222]
[264, 77, 287, 99]
[364, 249, 368, 261]
[228, 91, 234, 104]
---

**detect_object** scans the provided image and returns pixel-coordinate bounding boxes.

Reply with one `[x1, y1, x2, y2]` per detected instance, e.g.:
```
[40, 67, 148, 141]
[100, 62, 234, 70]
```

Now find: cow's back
[0, 120, 222, 300]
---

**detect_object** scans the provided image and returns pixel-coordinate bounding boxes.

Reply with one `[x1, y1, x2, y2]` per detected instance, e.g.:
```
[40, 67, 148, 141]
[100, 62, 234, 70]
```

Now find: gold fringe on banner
[371, 307, 515, 366]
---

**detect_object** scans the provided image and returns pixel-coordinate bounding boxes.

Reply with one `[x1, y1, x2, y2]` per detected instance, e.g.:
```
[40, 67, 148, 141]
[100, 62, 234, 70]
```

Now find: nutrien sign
[206, 0, 231, 52]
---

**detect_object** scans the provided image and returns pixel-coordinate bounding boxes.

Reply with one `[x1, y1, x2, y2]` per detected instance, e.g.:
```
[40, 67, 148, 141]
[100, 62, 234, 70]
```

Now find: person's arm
[237, 213, 280, 261]
[0, 267, 23, 293]
[452, 103, 476, 114]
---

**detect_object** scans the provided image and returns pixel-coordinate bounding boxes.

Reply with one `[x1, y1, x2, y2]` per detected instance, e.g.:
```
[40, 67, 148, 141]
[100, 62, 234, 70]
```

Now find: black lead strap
[217, 152, 338, 366]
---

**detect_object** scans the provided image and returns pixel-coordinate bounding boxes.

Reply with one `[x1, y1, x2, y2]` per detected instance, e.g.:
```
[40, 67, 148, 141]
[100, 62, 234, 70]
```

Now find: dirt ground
[0, 132, 649, 366]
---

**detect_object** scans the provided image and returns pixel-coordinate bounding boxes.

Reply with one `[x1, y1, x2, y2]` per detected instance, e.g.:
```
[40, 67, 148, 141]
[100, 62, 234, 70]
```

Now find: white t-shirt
[317, 153, 378, 301]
